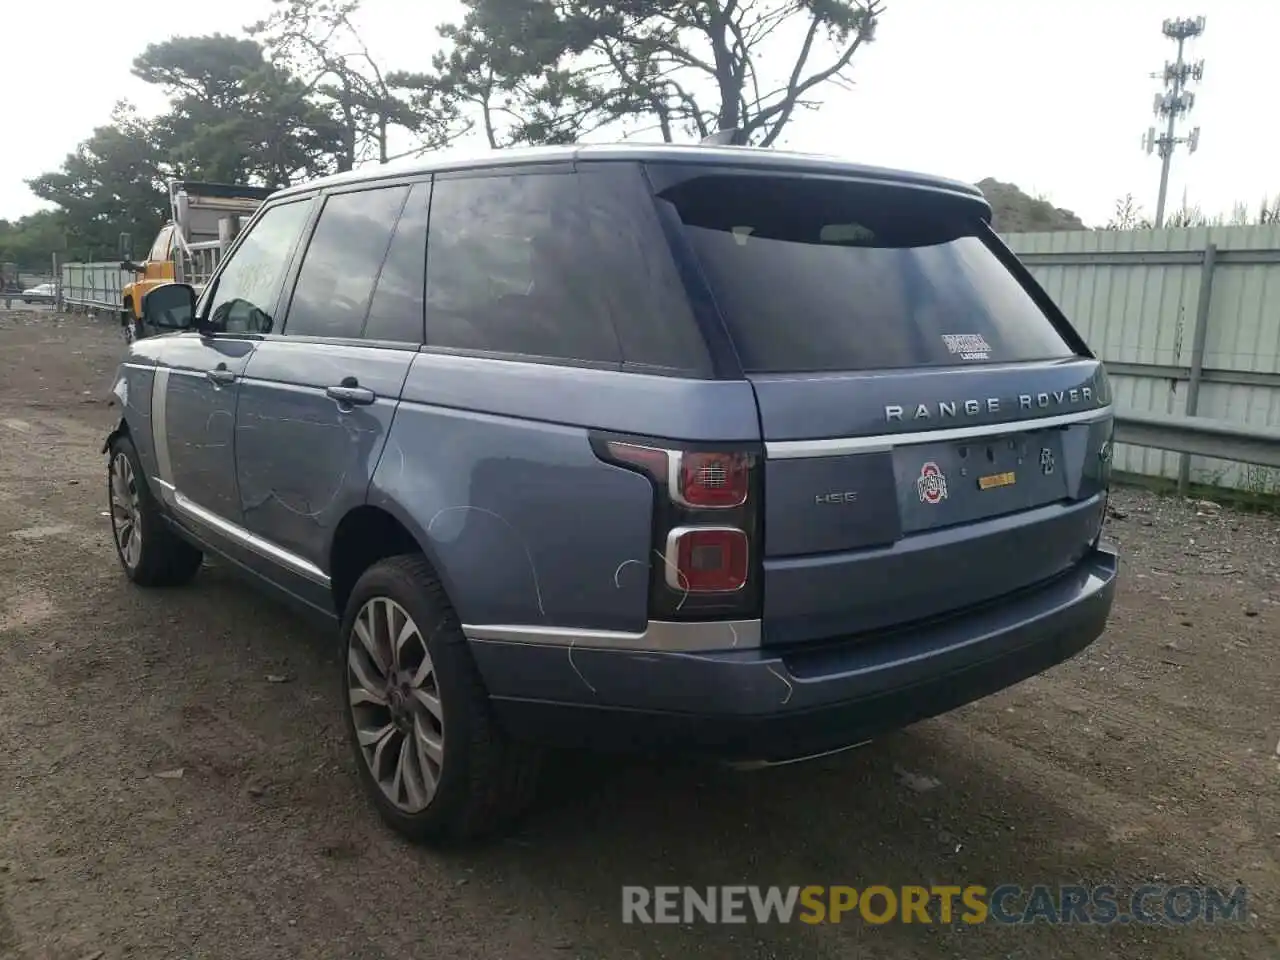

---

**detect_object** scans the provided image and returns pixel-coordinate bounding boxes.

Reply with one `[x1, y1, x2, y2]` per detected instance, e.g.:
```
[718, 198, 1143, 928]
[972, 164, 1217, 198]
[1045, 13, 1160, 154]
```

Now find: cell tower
[1142, 16, 1205, 227]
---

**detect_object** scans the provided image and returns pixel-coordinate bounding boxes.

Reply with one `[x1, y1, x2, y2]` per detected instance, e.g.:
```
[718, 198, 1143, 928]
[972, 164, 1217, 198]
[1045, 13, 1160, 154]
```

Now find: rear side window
[363, 182, 429, 343]
[424, 167, 709, 373]
[661, 174, 1077, 373]
[285, 185, 411, 340]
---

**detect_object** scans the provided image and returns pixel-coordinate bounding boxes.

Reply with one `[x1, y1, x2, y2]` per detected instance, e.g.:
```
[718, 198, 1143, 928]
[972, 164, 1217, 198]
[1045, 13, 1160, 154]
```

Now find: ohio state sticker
[916, 461, 949, 504]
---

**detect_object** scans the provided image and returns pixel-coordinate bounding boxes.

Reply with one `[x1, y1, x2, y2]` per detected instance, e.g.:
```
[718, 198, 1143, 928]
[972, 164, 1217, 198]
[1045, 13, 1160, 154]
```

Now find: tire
[340, 555, 541, 845]
[107, 433, 203, 587]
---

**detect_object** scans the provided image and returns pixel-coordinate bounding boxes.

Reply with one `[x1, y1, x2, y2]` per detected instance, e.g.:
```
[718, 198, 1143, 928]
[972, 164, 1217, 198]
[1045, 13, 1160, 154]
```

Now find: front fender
[102, 361, 160, 482]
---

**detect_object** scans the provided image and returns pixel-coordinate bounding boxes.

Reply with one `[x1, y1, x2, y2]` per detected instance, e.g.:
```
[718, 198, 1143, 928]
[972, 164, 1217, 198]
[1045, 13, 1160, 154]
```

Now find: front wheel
[107, 434, 203, 586]
[341, 555, 541, 844]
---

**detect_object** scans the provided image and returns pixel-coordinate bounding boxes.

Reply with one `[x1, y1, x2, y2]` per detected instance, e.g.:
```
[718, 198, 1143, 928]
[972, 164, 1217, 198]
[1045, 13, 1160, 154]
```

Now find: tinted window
[363, 182, 428, 344]
[425, 168, 707, 371]
[663, 174, 1076, 373]
[206, 199, 312, 335]
[284, 185, 410, 339]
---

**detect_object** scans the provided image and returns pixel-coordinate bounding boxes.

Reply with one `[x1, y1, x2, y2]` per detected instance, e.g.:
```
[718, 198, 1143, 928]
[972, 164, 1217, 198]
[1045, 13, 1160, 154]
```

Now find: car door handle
[206, 367, 236, 385]
[325, 384, 376, 406]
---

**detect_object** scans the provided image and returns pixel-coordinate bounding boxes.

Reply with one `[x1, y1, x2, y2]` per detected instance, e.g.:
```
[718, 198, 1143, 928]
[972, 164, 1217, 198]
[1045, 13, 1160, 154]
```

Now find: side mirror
[118, 231, 133, 260]
[140, 283, 197, 331]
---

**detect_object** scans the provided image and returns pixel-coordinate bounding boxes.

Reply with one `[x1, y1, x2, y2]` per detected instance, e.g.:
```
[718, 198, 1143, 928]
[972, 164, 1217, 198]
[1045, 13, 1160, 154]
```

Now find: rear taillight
[675, 452, 750, 508]
[665, 526, 750, 592]
[596, 437, 763, 620]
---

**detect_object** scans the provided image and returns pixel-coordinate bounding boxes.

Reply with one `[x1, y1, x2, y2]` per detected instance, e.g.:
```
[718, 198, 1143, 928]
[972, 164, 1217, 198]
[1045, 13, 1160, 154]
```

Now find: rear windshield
[660, 174, 1077, 373]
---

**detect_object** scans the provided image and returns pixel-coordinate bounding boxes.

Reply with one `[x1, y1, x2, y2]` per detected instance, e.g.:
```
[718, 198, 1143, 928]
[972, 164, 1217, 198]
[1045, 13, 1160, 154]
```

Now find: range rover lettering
[102, 140, 1118, 845]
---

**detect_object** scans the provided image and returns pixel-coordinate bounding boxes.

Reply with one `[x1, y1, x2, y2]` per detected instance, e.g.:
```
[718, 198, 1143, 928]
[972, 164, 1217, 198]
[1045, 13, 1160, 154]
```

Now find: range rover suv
[103, 142, 1118, 844]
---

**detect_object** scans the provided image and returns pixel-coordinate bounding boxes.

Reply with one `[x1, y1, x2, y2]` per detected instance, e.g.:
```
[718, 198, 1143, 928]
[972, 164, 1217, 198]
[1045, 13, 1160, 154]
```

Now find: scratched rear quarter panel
[367, 352, 761, 632]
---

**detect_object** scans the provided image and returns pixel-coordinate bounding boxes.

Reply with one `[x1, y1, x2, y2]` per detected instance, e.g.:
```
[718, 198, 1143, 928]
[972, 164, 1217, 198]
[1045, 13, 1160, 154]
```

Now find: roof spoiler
[701, 128, 748, 146]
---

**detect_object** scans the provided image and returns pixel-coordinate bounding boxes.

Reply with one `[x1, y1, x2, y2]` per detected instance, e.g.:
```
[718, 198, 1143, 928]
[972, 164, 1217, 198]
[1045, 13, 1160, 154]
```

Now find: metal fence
[1003, 225, 1280, 494]
[60, 262, 130, 312]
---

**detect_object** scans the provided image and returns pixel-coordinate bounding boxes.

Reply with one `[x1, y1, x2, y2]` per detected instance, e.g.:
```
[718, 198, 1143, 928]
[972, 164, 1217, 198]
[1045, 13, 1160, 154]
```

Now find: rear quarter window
[424, 166, 711, 374]
[660, 174, 1077, 374]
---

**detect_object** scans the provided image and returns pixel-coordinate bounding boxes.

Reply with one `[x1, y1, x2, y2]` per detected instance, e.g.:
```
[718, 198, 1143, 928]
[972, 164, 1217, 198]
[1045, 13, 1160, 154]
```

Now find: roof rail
[701, 128, 748, 146]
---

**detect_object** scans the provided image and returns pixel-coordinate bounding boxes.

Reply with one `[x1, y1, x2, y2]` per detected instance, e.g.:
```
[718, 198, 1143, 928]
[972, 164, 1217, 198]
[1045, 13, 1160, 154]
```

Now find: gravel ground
[0, 310, 1277, 960]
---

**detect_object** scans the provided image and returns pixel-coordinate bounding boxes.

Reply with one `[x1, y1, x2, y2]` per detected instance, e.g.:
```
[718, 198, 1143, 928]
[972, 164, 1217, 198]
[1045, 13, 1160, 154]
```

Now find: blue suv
[104, 143, 1118, 843]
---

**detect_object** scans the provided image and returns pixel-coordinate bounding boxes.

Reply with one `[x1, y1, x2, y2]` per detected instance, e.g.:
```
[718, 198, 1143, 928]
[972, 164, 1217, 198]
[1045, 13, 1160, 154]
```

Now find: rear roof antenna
[701, 127, 748, 146]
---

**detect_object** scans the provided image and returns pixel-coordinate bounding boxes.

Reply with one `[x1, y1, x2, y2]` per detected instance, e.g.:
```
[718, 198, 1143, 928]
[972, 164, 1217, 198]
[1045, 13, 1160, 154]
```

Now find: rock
[894, 765, 942, 792]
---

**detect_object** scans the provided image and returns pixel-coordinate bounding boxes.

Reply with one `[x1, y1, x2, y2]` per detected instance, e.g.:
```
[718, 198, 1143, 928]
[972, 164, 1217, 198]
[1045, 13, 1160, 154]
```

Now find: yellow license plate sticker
[978, 471, 1016, 490]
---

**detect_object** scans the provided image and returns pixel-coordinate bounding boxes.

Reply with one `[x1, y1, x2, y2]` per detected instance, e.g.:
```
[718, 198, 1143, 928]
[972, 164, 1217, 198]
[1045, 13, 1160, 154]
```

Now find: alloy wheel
[109, 451, 142, 570]
[347, 596, 446, 813]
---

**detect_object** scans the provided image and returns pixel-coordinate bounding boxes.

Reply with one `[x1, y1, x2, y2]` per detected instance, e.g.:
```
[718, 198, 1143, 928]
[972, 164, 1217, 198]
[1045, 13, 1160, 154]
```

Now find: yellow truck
[120, 180, 274, 340]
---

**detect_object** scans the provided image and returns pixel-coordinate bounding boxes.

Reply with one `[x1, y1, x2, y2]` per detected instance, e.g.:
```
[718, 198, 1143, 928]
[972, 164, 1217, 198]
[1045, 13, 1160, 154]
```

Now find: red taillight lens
[593, 436, 761, 618]
[665, 526, 749, 593]
[606, 441, 669, 478]
[675, 452, 750, 508]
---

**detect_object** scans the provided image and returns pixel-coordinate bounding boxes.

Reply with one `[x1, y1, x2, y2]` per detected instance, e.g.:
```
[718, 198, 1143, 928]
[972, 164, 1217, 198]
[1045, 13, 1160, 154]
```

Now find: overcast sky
[2, 0, 1274, 227]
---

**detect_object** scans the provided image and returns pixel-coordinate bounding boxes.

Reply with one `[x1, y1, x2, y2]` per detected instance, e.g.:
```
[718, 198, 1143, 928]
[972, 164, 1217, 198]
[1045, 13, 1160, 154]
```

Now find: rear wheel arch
[329, 505, 460, 621]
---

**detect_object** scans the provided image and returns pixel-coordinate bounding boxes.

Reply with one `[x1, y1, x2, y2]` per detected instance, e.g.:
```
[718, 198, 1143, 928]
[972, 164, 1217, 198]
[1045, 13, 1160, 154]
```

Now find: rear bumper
[470, 543, 1118, 762]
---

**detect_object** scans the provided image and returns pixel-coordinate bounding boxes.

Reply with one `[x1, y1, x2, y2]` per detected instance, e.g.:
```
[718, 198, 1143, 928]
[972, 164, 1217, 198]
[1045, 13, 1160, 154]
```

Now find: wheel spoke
[398, 735, 428, 810]
[347, 647, 389, 706]
[124, 526, 142, 567]
[411, 687, 443, 722]
[414, 713, 444, 769]
[410, 654, 435, 688]
[353, 614, 390, 678]
[394, 616, 418, 668]
[110, 474, 130, 507]
[369, 725, 399, 782]
[357, 721, 395, 749]
[382, 599, 401, 670]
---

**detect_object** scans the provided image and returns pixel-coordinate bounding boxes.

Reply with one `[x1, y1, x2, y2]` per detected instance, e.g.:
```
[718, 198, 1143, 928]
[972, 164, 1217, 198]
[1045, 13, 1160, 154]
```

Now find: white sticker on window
[941, 333, 991, 361]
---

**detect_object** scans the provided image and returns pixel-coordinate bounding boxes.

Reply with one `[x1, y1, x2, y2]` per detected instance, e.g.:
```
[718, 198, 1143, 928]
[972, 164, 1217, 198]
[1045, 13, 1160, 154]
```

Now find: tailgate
[754, 362, 1112, 644]
[652, 166, 1113, 646]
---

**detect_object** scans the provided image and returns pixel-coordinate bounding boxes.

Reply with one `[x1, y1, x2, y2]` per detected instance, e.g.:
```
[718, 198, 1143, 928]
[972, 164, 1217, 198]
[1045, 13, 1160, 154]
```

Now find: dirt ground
[0, 309, 1277, 960]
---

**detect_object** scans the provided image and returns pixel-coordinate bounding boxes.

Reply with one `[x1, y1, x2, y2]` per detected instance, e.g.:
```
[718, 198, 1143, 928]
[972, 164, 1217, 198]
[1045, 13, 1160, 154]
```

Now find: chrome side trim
[171, 492, 331, 587]
[463, 619, 761, 652]
[150, 368, 176, 506]
[765, 406, 1113, 460]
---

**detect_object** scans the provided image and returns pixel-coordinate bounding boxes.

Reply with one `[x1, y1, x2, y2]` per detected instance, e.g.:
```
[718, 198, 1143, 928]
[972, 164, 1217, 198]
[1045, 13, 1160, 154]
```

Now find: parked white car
[21, 282, 56, 303]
